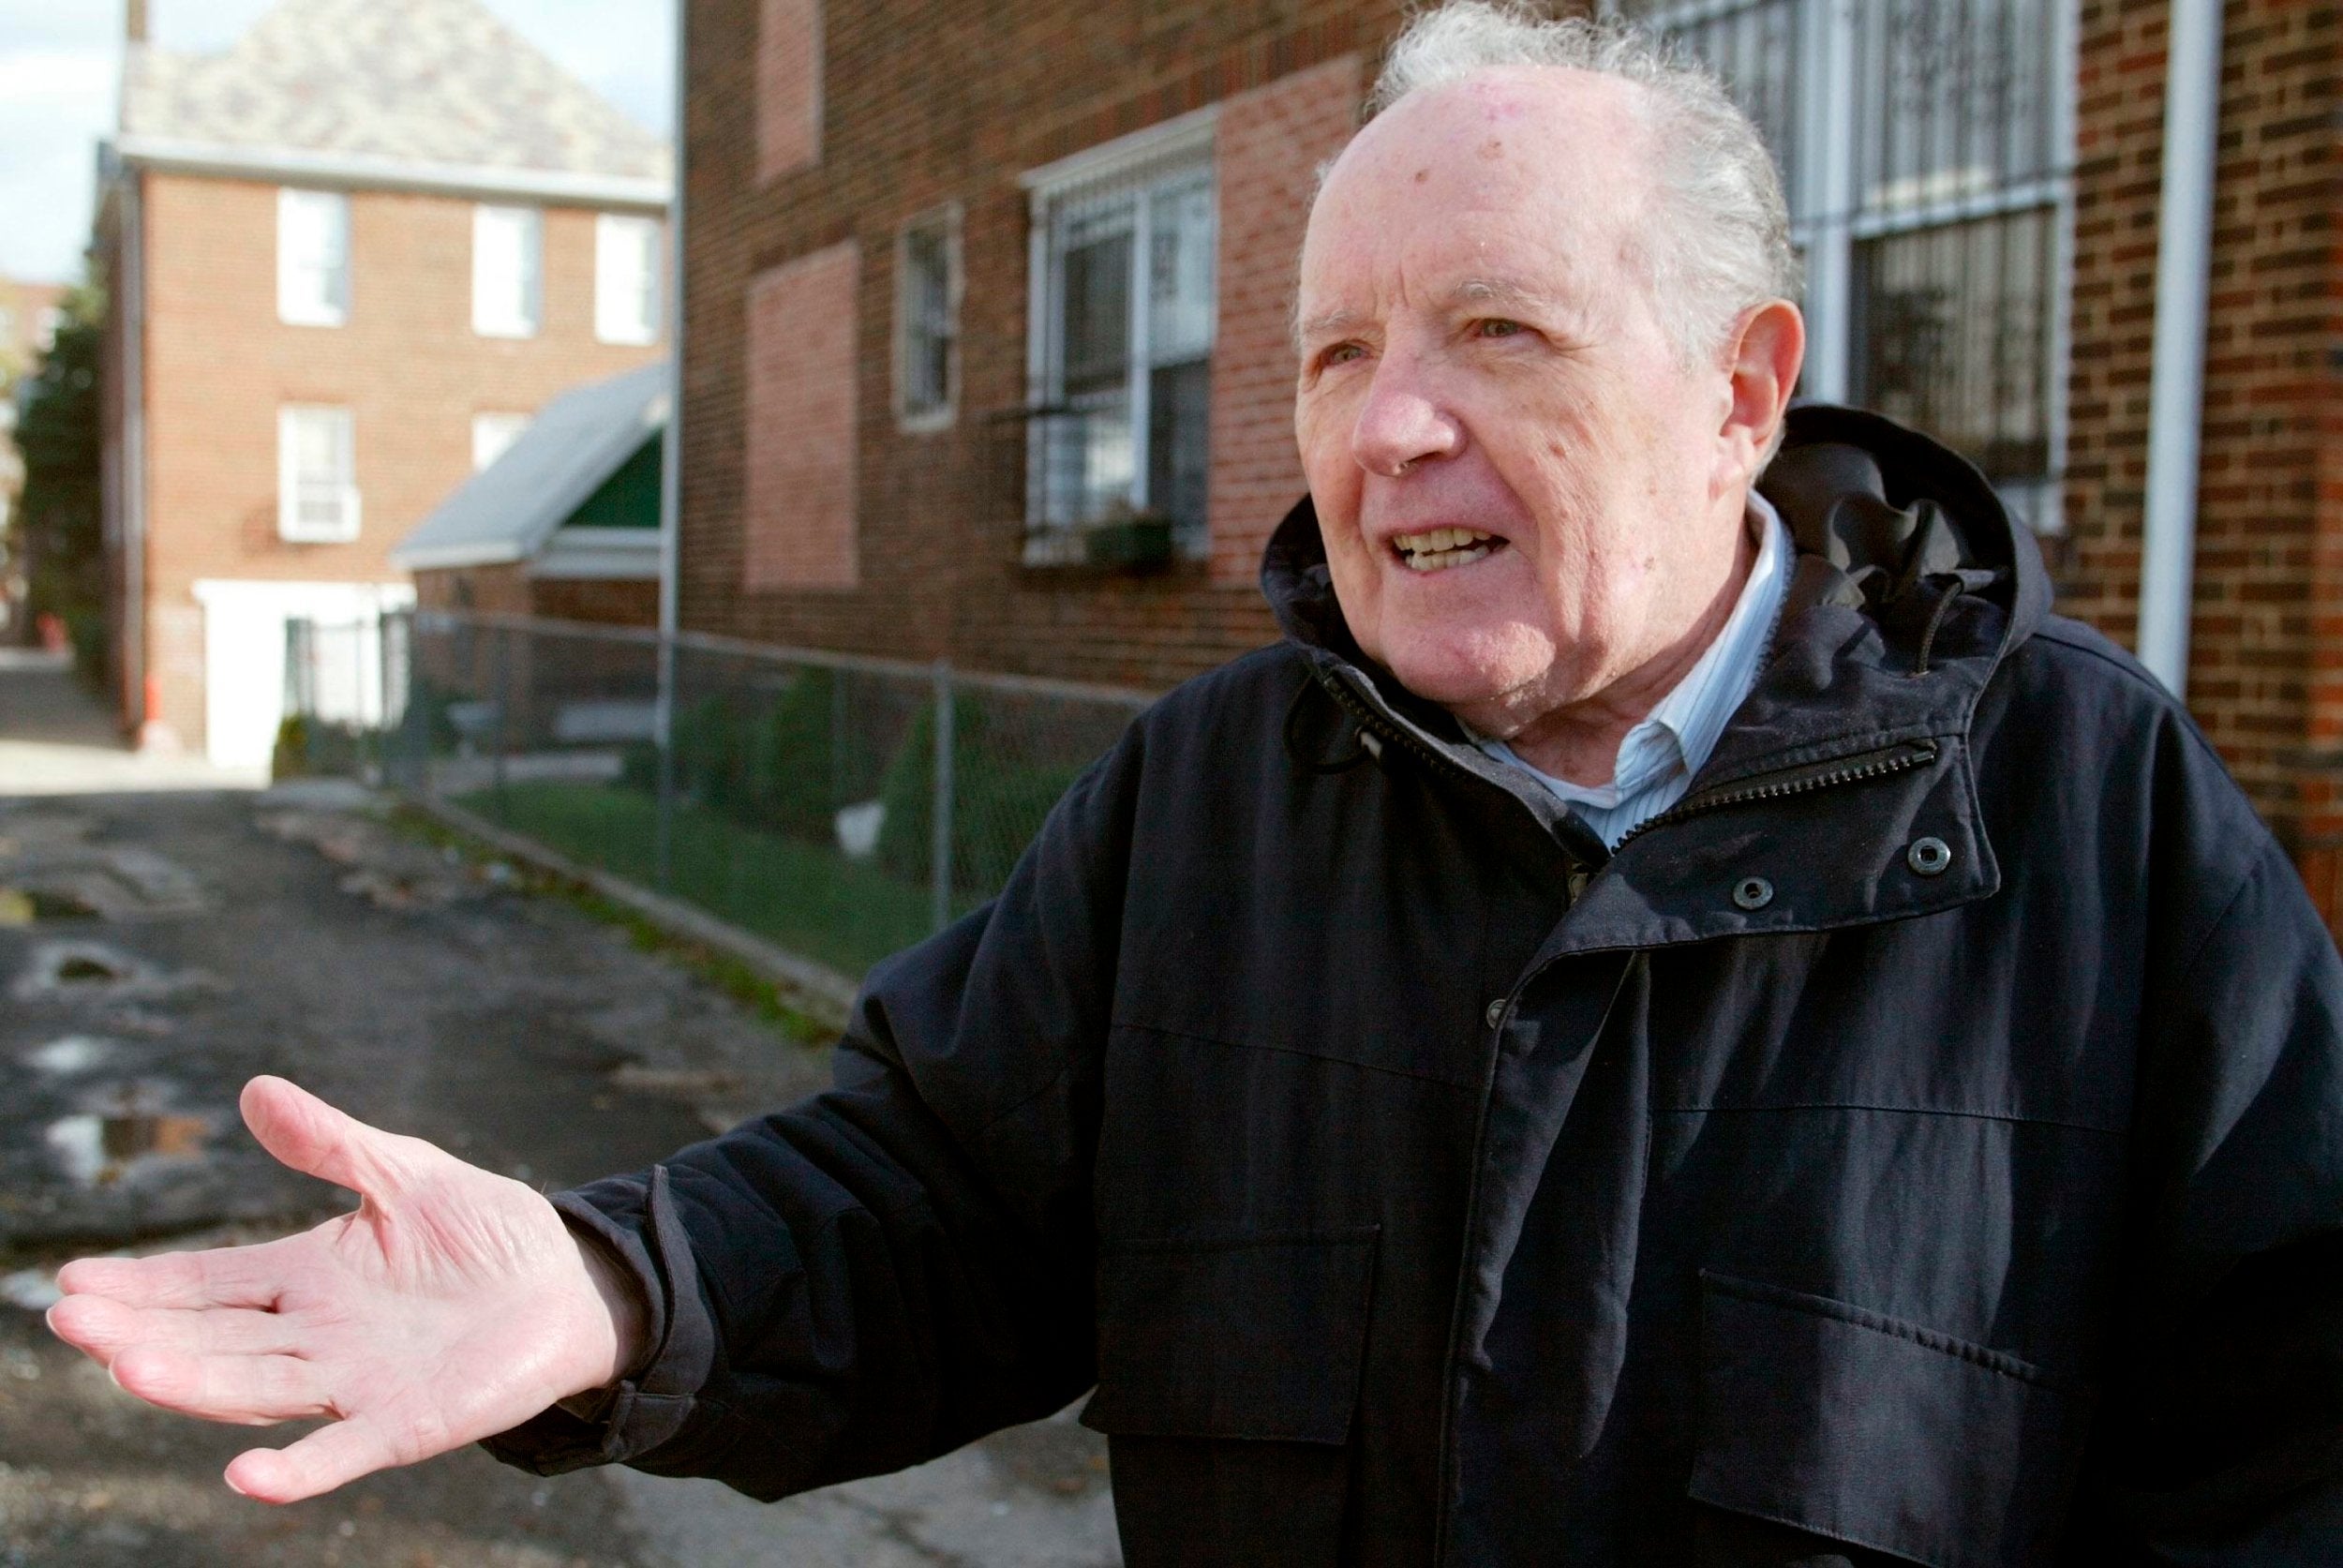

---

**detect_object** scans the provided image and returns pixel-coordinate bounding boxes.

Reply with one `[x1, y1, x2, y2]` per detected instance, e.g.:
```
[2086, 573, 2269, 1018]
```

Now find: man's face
[1293, 68, 1754, 735]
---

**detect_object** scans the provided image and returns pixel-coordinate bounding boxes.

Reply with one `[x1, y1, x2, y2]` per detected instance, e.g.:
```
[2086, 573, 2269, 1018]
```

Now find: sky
[0, 0, 676, 285]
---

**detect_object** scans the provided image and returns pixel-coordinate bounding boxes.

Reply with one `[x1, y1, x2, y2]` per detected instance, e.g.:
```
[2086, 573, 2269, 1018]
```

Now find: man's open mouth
[1391, 528, 1505, 573]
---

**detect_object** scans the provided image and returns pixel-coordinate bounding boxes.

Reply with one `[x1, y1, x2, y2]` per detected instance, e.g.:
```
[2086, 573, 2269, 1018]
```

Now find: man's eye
[1475, 319, 1526, 339]
[1324, 343, 1366, 365]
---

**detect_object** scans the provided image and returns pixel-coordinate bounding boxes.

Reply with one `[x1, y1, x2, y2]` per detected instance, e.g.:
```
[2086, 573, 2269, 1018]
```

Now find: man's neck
[1488, 508, 1761, 786]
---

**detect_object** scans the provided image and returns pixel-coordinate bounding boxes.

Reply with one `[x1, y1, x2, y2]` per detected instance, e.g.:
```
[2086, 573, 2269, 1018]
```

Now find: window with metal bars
[1021, 111, 1217, 565]
[896, 207, 961, 431]
[1611, 0, 2074, 531]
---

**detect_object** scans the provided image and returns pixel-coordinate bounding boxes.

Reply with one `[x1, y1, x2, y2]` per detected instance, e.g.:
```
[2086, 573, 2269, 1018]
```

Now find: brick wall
[129, 171, 665, 747]
[414, 563, 530, 616]
[744, 241, 859, 590]
[758, 0, 823, 182]
[414, 564, 658, 625]
[2062, 0, 2341, 926]
[678, 0, 1401, 687]
[1207, 55, 1366, 590]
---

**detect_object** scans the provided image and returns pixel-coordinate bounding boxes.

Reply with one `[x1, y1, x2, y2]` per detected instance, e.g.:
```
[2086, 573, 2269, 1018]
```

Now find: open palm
[45, 1076, 637, 1504]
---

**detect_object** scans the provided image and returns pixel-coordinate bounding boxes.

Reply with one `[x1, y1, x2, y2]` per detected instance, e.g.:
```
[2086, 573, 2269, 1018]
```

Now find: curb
[399, 792, 860, 1030]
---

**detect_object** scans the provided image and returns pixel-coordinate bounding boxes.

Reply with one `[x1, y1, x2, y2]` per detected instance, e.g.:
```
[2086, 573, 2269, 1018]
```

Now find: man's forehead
[1297, 70, 1646, 329]
[1330, 66, 1649, 194]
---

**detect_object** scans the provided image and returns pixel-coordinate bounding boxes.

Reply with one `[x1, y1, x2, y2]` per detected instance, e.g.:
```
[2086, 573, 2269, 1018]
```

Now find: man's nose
[1350, 360, 1462, 479]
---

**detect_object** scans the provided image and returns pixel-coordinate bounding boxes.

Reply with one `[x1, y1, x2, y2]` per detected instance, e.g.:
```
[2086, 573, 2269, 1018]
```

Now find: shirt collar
[1480, 494, 1792, 810]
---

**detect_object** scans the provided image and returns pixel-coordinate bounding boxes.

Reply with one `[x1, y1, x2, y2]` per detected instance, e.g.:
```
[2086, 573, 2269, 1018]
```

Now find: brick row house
[670, 0, 2341, 926]
[97, 0, 671, 766]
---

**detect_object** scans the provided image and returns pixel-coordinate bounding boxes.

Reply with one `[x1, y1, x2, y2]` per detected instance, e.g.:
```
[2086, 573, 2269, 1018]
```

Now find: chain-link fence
[282, 610, 1154, 978]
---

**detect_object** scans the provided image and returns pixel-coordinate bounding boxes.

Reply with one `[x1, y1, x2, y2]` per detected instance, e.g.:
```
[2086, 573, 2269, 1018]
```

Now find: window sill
[1019, 531, 1207, 583]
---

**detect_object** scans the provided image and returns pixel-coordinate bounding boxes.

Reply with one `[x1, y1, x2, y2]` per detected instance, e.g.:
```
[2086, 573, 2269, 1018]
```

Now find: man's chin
[1374, 637, 1564, 724]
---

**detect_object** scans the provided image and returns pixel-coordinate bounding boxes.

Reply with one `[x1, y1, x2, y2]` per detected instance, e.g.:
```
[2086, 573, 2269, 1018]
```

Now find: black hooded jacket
[487, 408, 2343, 1565]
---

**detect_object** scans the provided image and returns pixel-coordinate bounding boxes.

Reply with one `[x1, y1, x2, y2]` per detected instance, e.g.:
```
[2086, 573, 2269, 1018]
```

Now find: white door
[192, 581, 415, 768]
[201, 600, 290, 769]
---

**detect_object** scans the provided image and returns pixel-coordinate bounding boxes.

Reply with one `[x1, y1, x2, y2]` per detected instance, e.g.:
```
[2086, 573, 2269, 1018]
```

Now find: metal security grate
[1613, 0, 2074, 530]
[1022, 119, 1218, 565]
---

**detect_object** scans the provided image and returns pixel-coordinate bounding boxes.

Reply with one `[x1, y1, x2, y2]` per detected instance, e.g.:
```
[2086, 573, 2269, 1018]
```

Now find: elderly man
[46, 6, 2343, 1564]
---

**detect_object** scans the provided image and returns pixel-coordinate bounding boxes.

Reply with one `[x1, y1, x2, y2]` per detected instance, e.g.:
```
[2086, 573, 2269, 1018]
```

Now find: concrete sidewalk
[0, 651, 267, 796]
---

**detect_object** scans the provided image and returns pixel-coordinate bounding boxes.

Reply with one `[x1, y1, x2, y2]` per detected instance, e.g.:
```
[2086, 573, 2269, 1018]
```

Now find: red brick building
[671, 0, 2340, 921]
[97, 0, 671, 765]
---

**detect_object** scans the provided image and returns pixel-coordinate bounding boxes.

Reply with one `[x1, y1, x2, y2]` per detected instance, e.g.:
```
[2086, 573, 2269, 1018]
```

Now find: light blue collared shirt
[1475, 494, 1792, 847]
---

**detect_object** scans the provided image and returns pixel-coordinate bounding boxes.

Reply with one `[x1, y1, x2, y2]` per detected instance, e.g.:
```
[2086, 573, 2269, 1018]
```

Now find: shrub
[874, 697, 1085, 897]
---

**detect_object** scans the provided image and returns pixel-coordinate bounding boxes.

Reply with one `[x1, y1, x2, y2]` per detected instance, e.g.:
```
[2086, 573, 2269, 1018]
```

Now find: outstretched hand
[46, 1076, 644, 1504]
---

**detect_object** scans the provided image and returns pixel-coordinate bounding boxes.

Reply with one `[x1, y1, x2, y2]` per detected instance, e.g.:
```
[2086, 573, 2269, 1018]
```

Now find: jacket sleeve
[2085, 725, 2343, 1561]
[480, 722, 1143, 1500]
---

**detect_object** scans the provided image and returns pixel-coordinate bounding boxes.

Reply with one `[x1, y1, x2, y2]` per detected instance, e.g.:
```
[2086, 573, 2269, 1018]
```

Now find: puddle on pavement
[23, 1036, 112, 1074]
[0, 1269, 61, 1311]
[10, 941, 178, 1002]
[0, 887, 104, 925]
[46, 1085, 210, 1187]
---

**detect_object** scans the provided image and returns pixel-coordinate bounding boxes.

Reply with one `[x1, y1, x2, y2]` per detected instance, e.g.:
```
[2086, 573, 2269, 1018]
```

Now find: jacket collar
[1260, 404, 2052, 947]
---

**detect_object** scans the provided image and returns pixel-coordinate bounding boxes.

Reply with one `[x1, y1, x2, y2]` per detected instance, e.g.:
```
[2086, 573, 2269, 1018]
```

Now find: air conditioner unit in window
[281, 481, 362, 544]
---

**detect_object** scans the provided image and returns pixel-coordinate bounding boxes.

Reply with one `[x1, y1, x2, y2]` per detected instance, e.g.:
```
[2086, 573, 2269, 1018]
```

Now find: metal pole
[401, 613, 425, 792]
[931, 661, 954, 932]
[361, 620, 380, 785]
[491, 625, 512, 821]
[654, 634, 677, 891]
[2135, 0, 2224, 696]
[651, 0, 688, 892]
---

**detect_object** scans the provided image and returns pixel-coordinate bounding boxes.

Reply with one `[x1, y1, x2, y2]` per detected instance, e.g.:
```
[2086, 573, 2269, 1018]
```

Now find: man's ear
[1718, 298, 1805, 480]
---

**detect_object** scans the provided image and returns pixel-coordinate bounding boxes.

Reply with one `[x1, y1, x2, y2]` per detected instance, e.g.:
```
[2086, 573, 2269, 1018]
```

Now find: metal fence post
[932, 660, 954, 933]
[653, 629, 678, 892]
[491, 625, 512, 822]
[400, 613, 425, 792]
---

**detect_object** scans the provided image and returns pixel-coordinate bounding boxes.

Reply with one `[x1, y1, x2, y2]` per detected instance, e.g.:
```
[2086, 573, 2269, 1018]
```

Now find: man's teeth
[1392, 527, 1500, 573]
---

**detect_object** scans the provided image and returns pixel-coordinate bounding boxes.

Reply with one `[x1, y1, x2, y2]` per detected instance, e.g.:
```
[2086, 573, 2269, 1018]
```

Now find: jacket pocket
[1082, 1228, 1379, 1567]
[1691, 1270, 2092, 1568]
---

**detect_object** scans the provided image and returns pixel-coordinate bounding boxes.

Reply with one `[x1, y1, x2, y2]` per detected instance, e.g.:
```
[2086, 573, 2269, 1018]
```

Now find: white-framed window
[277, 406, 360, 544]
[276, 188, 350, 327]
[1021, 109, 1217, 563]
[1614, 0, 2074, 531]
[472, 204, 543, 338]
[895, 205, 960, 430]
[594, 214, 662, 345]
[470, 411, 532, 471]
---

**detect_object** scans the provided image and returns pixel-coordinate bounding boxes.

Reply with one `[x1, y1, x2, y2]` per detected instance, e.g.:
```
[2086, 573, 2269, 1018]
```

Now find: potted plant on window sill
[1081, 502, 1175, 572]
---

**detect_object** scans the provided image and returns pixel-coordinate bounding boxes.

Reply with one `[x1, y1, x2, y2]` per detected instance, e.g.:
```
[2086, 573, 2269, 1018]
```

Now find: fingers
[240, 1076, 415, 1202]
[228, 1415, 414, 1505]
[108, 1345, 326, 1426]
[55, 1231, 305, 1310]
[49, 1295, 302, 1366]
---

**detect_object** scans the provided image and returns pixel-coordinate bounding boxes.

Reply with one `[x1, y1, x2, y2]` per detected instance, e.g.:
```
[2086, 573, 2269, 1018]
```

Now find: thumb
[240, 1077, 409, 1201]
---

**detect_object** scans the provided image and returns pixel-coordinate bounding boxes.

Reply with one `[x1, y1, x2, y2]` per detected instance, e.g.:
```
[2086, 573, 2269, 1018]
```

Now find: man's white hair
[1366, 1, 1799, 364]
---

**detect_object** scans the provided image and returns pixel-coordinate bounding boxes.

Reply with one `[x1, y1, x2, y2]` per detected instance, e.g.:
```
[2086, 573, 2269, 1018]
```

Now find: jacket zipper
[1608, 737, 1941, 851]
[1315, 668, 1948, 1561]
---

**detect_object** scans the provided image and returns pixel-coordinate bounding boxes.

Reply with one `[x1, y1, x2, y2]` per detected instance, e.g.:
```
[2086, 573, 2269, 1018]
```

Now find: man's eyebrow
[1294, 306, 1365, 344]
[1446, 276, 1568, 315]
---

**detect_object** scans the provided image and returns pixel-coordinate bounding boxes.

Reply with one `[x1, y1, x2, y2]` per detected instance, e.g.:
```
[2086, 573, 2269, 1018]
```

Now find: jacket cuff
[480, 1165, 718, 1476]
